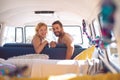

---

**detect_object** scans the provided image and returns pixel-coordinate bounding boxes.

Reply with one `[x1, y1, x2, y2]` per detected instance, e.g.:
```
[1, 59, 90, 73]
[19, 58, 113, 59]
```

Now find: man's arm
[64, 35, 74, 59]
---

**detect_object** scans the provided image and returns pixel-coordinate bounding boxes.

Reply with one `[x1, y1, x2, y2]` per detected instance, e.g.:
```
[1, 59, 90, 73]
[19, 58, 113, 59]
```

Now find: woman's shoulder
[32, 34, 40, 41]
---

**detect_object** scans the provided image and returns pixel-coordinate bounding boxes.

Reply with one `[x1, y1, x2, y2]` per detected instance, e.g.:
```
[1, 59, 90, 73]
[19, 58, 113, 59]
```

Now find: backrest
[1, 43, 85, 59]
[0, 47, 35, 59]
[3, 43, 33, 47]
[3, 43, 82, 48]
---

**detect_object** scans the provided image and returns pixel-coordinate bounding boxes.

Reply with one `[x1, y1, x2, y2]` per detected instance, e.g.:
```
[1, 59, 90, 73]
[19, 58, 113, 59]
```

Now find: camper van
[0, 0, 120, 79]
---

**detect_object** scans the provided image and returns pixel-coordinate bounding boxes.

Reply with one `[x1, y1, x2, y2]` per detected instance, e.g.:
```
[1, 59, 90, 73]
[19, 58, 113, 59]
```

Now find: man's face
[52, 24, 63, 37]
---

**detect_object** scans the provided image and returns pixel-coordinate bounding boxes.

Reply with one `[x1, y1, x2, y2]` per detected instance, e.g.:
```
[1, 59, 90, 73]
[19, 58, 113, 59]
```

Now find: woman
[32, 22, 48, 54]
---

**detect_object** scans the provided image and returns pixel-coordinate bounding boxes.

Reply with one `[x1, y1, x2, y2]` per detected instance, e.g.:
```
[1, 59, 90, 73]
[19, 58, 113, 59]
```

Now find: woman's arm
[32, 36, 48, 54]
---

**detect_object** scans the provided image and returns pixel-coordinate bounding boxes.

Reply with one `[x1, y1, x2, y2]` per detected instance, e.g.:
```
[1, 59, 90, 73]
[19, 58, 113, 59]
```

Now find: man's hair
[52, 20, 63, 27]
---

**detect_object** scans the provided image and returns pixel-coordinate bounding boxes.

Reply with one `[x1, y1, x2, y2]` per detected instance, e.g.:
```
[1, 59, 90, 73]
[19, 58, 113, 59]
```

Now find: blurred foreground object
[101, 0, 117, 48]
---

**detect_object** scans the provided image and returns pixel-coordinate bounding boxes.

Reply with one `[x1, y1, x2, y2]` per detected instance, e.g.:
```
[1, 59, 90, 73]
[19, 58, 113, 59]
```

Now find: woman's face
[38, 25, 47, 38]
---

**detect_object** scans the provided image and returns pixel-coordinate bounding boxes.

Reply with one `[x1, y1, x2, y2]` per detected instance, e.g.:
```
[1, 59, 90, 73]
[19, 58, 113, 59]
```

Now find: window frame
[15, 27, 24, 43]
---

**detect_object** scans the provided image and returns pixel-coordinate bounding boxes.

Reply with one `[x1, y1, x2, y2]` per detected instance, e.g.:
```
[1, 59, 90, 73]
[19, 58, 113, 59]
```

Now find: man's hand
[50, 41, 57, 48]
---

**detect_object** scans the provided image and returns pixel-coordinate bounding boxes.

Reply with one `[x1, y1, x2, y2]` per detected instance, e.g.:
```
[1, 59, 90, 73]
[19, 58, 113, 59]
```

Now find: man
[50, 20, 74, 59]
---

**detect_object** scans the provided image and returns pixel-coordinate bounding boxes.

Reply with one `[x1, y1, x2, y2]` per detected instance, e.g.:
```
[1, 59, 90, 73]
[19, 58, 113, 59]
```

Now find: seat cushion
[73, 45, 96, 60]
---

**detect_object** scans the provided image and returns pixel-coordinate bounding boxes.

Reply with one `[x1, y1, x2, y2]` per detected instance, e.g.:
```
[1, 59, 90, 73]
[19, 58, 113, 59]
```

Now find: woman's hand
[43, 40, 48, 46]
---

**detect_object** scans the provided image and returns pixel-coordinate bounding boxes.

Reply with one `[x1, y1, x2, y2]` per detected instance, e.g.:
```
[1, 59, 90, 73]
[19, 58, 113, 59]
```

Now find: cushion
[73, 45, 96, 60]
[8, 54, 49, 59]
[6, 59, 79, 77]
[31, 60, 79, 78]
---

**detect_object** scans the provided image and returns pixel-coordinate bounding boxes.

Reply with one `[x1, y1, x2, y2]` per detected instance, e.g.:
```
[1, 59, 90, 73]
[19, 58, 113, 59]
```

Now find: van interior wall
[0, 0, 101, 26]
[114, 0, 120, 64]
[87, 3, 101, 24]
[0, 23, 5, 46]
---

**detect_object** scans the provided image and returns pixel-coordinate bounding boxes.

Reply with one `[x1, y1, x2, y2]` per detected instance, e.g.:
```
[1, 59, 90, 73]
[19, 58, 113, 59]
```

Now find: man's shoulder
[64, 33, 73, 41]
[64, 33, 72, 38]
[64, 32, 71, 37]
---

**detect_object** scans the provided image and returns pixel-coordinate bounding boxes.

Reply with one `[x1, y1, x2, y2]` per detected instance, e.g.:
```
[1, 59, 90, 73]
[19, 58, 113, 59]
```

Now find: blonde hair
[35, 22, 47, 33]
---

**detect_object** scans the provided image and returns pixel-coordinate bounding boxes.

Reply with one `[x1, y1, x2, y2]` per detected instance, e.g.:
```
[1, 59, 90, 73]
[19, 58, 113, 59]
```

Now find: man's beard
[54, 32, 62, 37]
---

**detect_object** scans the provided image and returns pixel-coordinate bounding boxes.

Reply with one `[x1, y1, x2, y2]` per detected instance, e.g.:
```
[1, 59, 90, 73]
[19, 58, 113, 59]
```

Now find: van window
[24, 26, 35, 43]
[2, 25, 83, 45]
[25, 25, 83, 44]
[15, 27, 23, 43]
[2, 26, 15, 45]
[92, 19, 101, 37]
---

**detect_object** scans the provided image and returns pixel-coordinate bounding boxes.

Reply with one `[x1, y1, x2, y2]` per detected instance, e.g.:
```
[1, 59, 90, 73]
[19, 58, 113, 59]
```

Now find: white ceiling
[0, 0, 101, 26]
